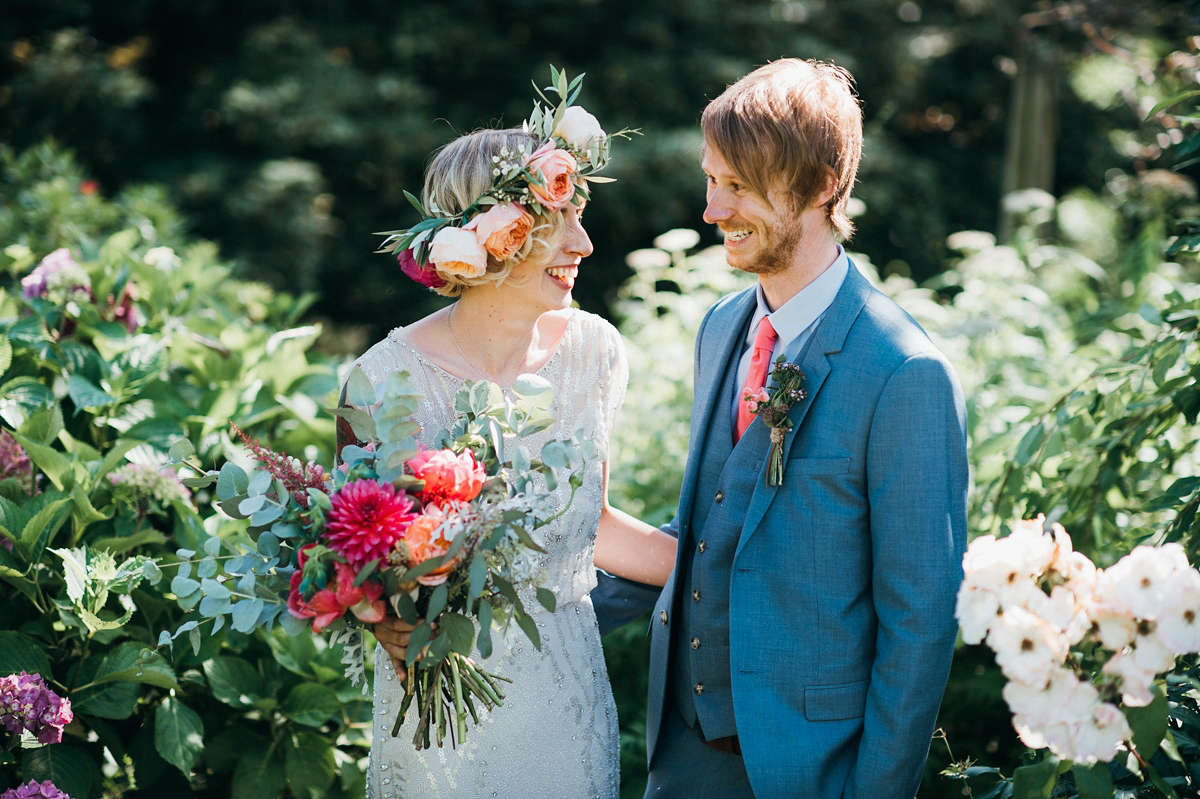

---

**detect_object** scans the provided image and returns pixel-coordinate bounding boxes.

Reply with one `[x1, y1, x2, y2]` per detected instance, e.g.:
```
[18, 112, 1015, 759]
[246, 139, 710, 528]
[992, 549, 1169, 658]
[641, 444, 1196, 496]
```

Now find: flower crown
[378, 67, 634, 289]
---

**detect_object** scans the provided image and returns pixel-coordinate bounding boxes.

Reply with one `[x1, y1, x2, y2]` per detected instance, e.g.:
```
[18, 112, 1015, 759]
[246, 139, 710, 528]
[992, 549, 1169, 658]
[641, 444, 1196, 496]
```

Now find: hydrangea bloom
[0, 671, 72, 744]
[0, 780, 75, 799]
[324, 479, 417, 571]
[958, 517, 1200, 765]
[0, 428, 34, 498]
[20, 249, 92, 304]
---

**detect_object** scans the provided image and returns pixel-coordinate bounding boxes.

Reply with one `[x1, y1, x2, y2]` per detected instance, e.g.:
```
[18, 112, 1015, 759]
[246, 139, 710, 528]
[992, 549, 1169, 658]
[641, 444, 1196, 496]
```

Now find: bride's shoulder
[568, 309, 620, 343]
[566, 310, 626, 373]
[353, 325, 424, 378]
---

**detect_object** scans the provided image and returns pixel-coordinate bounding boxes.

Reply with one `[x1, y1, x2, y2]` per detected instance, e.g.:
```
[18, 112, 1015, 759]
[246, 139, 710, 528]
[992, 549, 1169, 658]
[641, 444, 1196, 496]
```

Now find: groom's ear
[815, 166, 837, 208]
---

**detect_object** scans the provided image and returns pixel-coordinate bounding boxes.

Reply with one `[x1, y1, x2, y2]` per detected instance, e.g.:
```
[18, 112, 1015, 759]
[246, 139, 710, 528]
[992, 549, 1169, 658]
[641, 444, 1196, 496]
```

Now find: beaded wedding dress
[354, 310, 625, 799]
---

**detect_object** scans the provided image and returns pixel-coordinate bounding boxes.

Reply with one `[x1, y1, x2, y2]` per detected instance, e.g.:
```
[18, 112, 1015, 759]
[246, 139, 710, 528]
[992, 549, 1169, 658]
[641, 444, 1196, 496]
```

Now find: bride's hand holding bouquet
[167, 368, 594, 751]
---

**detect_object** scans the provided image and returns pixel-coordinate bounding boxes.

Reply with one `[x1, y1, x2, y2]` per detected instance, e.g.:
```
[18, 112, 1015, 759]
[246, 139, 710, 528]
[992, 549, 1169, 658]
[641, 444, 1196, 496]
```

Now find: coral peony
[407, 447, 485, 507]
[324, 479, 416, 571]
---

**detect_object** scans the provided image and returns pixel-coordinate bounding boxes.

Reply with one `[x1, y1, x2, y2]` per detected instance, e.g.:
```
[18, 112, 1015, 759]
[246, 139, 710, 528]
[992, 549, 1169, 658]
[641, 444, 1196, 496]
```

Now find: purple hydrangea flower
[20, 249, 92, 303]
[0, 429, 34, 500]
[0, 671, 72, 744]
[0, 779, 75, 799]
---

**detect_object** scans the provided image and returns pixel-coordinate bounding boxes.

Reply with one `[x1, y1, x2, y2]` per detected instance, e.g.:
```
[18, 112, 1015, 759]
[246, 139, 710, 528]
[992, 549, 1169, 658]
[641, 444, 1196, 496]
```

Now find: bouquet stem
[393, 652, 513, 749]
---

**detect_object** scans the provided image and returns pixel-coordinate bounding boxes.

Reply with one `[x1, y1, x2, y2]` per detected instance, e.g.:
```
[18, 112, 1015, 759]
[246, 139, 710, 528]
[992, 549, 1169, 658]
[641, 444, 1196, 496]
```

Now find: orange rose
[465, 202, 534, 259]
[404, 509, 457, 586]
[525, 143, 578, 211]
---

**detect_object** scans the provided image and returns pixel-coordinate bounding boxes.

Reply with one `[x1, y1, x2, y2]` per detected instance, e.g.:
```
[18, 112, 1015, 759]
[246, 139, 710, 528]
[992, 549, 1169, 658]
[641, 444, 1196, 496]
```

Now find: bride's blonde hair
[421, 129, 565, 297]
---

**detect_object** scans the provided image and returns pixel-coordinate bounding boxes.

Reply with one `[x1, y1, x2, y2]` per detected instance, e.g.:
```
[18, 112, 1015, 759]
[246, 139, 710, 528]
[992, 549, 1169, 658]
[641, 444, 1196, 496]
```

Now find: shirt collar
[748, 244, 850, 349]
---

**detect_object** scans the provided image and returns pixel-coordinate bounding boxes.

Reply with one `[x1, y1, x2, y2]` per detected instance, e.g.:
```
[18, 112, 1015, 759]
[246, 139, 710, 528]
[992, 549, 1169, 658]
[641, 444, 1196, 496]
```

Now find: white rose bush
[956, 515, 1200, 796]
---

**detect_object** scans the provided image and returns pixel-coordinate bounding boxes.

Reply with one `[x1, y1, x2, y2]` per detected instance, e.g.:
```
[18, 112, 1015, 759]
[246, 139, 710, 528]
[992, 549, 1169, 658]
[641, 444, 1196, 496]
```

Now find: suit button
[690, 637, 700, 650]
[714, 490, 724, 503]
[692, 590, 701, 602]
[660, 610, 668, 625]
[694, 683, 705, 695]
[697, 541, 707, 553]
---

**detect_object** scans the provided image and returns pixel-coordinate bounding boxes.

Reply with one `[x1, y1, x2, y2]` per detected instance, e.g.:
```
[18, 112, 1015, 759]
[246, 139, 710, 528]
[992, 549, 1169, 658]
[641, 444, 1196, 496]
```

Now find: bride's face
[508, 204, 592, 310]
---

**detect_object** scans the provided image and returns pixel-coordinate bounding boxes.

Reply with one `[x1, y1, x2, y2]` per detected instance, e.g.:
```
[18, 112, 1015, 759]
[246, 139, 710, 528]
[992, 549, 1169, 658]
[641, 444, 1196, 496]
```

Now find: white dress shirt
[730, 245, 850, 428]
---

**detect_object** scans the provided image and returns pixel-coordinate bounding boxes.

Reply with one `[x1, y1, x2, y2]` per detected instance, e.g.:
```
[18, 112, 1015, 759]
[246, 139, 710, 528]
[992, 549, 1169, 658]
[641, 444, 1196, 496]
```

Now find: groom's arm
[592, 518, 676, 636]
[846, 353, 968, 799]
[591, 571, 663, 636]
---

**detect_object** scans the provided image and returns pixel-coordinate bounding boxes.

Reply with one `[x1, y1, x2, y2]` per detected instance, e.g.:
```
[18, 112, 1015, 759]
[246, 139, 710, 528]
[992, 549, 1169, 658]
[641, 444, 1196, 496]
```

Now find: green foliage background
[2, 0, 1197, 348]
[1, 2, 1200, 799]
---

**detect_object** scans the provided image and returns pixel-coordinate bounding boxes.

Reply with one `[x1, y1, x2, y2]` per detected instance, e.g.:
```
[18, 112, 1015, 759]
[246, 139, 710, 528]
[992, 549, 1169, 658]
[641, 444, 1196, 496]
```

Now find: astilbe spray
[230, 423, 328, 505]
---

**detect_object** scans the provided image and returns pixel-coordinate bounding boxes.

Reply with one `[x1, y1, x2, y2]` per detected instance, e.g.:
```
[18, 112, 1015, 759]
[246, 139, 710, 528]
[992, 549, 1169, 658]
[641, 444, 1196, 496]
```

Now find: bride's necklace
[448, 304, 505, 383]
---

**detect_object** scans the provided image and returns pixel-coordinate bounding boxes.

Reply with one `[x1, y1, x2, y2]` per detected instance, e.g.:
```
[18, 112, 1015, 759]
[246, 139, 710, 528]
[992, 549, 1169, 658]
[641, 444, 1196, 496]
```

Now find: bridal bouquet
[166, 368, 593, 750]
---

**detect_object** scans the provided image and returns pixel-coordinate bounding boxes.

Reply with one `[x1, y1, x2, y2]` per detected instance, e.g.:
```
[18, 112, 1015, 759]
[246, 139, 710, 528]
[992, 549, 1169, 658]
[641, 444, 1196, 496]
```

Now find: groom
[599, 58, 968, 798]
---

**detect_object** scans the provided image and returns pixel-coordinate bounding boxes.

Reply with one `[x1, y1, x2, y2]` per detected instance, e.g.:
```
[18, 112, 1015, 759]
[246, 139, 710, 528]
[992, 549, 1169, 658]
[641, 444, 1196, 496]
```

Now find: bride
[339, 78, 675, 799]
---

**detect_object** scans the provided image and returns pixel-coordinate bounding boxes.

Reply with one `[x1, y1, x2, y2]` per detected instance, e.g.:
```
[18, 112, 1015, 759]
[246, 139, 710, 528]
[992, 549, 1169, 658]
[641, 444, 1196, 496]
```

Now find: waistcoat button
[714, 490, 724, 503]
[697, 541, 707, 553]
[660, 610, 668, 625]
[694, 683, 705, 695]
[692, 590, 701, 602]
[690, 637, 700, 650]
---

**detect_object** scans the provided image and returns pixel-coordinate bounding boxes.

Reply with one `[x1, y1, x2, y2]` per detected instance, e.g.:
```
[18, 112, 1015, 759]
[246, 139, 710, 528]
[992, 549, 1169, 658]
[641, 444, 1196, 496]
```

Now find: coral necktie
[735, 316, 778, 442]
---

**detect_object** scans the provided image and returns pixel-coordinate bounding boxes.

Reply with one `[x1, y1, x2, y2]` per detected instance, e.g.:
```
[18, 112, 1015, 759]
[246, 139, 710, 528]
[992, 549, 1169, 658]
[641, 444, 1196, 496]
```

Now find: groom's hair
[701, 58, 863, 240]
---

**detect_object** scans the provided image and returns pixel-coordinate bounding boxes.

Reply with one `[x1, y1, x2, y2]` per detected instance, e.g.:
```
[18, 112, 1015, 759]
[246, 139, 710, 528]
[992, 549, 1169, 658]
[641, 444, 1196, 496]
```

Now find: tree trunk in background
[1000, 33, 1059, 242]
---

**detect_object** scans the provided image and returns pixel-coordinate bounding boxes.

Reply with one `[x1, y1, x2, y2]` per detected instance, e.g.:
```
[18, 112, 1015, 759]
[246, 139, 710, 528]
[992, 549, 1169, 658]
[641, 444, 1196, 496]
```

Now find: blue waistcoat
[671, 326, 762, 740]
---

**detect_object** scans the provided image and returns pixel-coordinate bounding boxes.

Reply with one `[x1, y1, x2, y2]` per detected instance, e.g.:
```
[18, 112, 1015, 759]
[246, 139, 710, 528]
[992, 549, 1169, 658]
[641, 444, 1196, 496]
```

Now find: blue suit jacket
[630, 263, 967, 798]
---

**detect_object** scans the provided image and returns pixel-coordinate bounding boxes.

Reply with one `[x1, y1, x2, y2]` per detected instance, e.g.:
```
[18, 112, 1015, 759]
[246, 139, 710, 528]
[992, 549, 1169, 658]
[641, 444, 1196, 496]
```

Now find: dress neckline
[387, 309, 577, 389]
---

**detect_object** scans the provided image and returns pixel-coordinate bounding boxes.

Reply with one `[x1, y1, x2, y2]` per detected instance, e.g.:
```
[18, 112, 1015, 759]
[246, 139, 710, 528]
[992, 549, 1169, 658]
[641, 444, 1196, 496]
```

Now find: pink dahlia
[323, 479, 416, 571]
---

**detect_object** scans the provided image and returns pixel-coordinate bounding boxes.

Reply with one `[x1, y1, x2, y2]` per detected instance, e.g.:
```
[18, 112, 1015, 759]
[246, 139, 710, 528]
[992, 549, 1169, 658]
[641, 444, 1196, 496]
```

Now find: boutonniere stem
[742, 358, 808, 486]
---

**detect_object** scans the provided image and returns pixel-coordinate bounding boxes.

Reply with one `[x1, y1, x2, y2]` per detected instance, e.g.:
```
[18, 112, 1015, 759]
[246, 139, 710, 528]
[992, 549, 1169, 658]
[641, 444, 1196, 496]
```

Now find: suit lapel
[734, 262, 874, 557]
[676, 290, 756, 538]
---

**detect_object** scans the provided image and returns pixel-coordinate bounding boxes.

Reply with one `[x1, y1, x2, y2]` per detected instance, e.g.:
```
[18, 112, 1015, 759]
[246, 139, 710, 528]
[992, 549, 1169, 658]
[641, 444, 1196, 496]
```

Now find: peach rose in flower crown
[429, 227, 488, 278]
[553, 106, 606, 150]
[407, 447, 486, 507]
[402, 507, 458, 586]
[525, 143, 579, 210]
[465, 202, 534, 259]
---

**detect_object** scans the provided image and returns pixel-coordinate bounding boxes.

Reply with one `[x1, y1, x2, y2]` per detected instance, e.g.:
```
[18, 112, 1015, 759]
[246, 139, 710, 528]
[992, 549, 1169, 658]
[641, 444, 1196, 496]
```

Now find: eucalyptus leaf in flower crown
[163, 367, 595, 750]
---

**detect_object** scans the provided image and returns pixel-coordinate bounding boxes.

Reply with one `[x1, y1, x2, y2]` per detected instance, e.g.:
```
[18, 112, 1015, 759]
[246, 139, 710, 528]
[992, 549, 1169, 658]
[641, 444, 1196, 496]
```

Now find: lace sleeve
[593, 318, 629, 452]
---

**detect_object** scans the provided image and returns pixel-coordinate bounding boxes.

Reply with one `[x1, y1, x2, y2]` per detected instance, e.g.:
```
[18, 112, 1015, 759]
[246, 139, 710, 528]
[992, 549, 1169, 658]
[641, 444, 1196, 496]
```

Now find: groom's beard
[735, 217, 803, 277]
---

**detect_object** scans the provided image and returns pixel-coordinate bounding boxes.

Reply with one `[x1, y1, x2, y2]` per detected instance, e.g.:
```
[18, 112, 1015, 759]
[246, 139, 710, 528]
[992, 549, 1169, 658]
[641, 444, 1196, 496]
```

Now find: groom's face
[701, 144, 803, 277]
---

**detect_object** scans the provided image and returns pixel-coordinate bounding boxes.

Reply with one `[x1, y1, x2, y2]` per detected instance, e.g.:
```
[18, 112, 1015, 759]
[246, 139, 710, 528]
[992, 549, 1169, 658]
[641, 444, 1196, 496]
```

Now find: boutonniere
[742, 357, 808, 486]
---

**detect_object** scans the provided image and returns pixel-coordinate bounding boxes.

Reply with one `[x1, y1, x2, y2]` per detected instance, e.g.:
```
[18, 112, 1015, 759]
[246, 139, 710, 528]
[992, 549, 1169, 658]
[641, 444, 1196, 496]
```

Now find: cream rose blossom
[429, 227, 488, 278]
[553, 106, 606, 149]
